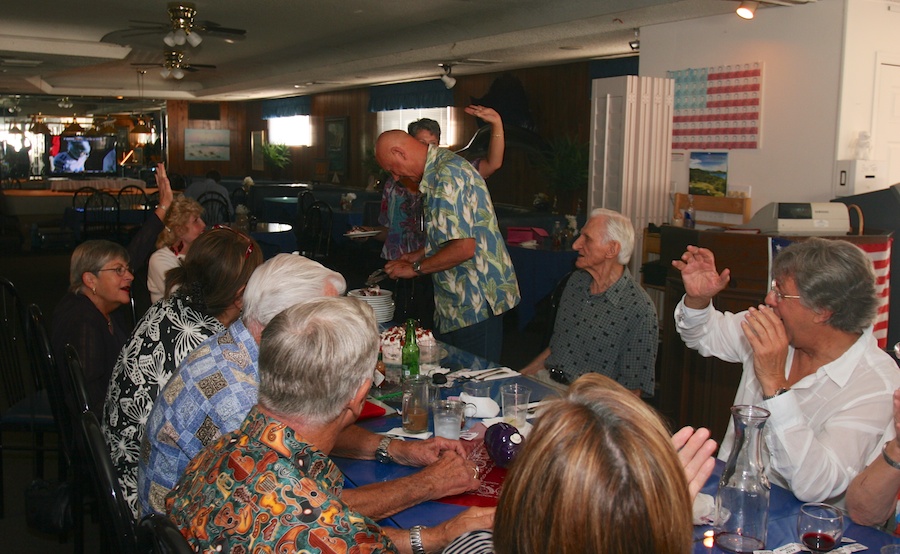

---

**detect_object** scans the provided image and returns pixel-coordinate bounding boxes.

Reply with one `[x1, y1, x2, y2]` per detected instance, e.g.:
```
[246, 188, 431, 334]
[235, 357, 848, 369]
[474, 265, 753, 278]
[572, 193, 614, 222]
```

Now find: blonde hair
[494, 374, 693, 554]
[155, 193, 203, 249]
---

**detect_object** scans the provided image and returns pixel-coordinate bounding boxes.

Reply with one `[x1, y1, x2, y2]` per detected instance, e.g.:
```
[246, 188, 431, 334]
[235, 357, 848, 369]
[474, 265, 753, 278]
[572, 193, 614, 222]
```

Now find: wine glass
[797, 502, 843, 553]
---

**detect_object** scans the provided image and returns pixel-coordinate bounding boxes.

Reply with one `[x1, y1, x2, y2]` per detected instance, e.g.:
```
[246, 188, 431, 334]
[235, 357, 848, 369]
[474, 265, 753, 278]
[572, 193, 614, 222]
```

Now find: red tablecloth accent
[437, 440, 507, 508]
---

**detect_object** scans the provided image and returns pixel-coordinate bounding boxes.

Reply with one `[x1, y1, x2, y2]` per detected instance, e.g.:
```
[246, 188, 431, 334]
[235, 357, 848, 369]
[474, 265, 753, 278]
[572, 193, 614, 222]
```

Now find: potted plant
[262, 143, 291, 179]
[537, 137, 589, 213]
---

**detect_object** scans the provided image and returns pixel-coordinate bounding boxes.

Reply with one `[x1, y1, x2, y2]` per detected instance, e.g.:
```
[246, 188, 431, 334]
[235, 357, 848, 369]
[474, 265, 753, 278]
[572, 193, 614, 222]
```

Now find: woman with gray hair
[673, 237, 900, 506]
[51, 240, 134, 413]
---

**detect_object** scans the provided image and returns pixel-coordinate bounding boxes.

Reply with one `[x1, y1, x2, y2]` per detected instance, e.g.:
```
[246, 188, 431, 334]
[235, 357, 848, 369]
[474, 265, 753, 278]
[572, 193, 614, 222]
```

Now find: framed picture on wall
[251, 130, 265, 171]
[184, 129, 231, 161]
[325, 117, 348, 180]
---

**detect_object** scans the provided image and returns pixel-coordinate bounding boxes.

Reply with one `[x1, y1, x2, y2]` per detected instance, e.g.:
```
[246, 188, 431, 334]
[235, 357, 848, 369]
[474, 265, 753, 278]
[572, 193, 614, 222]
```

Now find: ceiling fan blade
[196, 22, 247, 38]
[187, 63, 217, 69]
[130, 62, 162, 67]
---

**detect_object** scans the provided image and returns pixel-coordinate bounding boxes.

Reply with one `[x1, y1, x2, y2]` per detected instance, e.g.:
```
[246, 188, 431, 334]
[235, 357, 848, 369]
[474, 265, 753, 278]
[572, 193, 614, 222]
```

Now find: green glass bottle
[401, 318, 420, 381]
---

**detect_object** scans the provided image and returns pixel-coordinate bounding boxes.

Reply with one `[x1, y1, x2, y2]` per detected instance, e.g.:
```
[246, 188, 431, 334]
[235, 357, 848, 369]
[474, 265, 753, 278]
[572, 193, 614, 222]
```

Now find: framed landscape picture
[689, 152, 728, 196]
[325, 117, 348, 179]
[184, 129, 231, 161]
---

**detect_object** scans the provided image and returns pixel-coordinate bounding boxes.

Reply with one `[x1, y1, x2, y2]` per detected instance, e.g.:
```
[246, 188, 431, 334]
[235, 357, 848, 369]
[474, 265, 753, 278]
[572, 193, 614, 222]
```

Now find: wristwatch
[409, 525, 426, 554]
[375, 436, 394, 463]
[412, 260, 425, 275]
[762, 387, 790, 401]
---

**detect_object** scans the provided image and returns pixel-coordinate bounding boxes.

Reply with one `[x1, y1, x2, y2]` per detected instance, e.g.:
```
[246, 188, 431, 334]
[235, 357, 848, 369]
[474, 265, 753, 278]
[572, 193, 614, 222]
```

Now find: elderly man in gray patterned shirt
[520, 208, 658, 396]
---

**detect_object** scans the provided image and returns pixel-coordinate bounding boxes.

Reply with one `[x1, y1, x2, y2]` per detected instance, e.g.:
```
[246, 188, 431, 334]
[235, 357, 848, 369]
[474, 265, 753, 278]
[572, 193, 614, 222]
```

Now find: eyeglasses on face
[97, 265, 133, 277]
[212, 224, 255, 260]
[770, 279, 801, 302]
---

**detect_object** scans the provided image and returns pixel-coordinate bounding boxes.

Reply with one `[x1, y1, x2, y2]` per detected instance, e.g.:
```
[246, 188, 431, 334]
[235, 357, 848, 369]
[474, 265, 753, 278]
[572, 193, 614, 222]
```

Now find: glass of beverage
[432, 399, 465, 440]
[797, 502, 843, 553]
[500, 383, 531, 429]
[401, 376, 432, 434]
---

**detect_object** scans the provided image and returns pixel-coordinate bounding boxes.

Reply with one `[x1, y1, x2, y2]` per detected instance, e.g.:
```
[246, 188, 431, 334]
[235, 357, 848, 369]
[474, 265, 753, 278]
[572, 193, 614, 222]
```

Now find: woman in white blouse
[147, 193, 204, 303]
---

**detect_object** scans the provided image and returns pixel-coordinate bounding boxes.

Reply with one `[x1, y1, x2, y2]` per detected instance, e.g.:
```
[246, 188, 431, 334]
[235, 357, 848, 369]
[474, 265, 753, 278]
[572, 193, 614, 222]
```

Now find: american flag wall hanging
[668, 62, 763, 151]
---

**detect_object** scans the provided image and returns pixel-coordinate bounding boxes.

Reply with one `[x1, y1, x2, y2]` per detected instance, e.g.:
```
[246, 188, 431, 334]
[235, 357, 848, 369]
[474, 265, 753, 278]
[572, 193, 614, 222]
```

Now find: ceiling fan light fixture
[186, 31, 202, 47]
[160, 68, 171, 79]
[173, 29, 187, 46]
[736, 1, 758, 20]
[172, 68, 185, 80]
[163, 31, 177, 47]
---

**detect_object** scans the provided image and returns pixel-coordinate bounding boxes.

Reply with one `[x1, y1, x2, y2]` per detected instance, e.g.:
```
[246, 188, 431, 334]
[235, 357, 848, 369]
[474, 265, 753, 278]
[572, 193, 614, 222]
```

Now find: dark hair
[772, 237, 877, 333]
[407, 118, 441, 142]
[205, 170, 222, 183]
[165, 227, 263, 318]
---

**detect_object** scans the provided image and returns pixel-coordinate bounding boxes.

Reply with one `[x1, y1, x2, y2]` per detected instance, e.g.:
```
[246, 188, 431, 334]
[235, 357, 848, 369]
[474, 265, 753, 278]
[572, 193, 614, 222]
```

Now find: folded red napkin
[358, 400, 387, 420]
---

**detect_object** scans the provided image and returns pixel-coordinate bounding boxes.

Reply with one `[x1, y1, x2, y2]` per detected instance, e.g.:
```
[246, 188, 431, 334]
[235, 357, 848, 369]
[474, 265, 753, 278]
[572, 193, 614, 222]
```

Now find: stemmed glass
[797, 502, 843, 553]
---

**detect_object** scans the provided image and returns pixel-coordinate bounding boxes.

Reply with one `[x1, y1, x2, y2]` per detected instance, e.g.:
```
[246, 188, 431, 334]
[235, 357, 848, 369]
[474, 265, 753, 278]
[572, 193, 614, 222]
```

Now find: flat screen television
[49, 135, 117, 176]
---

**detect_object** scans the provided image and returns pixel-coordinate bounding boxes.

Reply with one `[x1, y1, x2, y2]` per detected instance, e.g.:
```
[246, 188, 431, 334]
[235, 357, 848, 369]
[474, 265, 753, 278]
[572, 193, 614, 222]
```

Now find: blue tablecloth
[507, 244, 577, 331]
[63, 206, 149, 241]
[262, 196, 363, 245]
[248, 222, 296, 259]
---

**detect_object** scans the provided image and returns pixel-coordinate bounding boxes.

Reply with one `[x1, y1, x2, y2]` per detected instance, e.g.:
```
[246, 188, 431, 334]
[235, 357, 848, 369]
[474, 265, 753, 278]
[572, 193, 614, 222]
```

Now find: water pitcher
[714, 405, 771, 553]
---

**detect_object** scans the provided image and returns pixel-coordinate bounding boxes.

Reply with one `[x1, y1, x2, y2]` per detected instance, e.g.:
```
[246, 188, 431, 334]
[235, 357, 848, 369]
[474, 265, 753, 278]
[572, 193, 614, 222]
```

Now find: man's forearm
[331, 424, 381, 459]
[342, 473, 436, 520]
[418, 239, 475, 274]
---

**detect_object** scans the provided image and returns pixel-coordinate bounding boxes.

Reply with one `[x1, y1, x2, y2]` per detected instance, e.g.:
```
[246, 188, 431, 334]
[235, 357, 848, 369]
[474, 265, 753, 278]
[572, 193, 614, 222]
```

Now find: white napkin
[420, 364, 450, 377]
[384, 427, 432, 440]
[460, 392, 500, 418]
[692, 492, 716, 526]
[451, 367, 519, 382]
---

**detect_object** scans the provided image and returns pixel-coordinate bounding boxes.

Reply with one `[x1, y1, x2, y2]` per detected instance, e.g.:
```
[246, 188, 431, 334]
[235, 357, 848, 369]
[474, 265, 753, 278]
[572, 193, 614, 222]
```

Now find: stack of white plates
[348, 289, 395, 323]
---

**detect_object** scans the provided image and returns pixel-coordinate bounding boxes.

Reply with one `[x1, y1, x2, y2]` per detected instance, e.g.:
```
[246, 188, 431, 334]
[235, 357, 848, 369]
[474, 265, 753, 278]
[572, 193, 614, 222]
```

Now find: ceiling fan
[109, 2, 246, 47]
[132, 50, 216, 80]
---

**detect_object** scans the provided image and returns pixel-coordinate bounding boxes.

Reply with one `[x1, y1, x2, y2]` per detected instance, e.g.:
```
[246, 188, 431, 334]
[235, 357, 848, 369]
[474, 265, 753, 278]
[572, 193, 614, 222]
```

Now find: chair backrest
[197, 191, 231, 227]
[0, 276, 36, 408]
[27, 304, 77, 462]
[294, 190, 317, 243]
[303, 201, 332, 259]
[362, 200, 381, 227]
[137, 513, 193, 554]
[118, 185, 150, 218]
[542, 270, 574, 350]
[83, 190, 119, 240]
[62, 345, 91, 419]
[77, 410, 138, 553]
[230, 187, 249, 208]
[673, 192, 752, 228]
[299, 190, 317, 214]
[72, 186, 99, 209]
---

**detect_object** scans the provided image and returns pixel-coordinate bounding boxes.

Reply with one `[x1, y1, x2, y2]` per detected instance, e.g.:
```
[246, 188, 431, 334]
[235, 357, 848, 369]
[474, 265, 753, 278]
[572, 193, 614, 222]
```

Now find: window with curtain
[375, 107, 458, 147]
[267, 115, 312, 147]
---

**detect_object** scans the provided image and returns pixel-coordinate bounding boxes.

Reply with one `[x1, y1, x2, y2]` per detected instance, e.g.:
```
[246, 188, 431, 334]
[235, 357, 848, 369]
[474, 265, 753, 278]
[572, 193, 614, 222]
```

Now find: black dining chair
[197, 191, 232, 227]
[0, 277, 57, 519]
[72, 186, 99, 210]
[293, 190, 316, 245]
[230, 187, 249, 209]
[82, 190, 119, 242]
[137, 513, 193, 554]
[117, 185, 150, 243]
[542, 270, 574, 350]
[301, 200, 333, 260]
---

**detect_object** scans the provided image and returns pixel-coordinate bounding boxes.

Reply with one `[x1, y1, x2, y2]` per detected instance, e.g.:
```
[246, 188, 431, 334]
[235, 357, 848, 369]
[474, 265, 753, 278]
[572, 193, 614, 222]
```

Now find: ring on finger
[472, 466, 479, 479]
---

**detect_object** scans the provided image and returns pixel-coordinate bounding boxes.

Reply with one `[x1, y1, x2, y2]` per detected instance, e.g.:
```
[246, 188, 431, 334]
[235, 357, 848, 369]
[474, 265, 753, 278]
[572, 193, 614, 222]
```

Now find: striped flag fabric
[770, 237, 892, 349]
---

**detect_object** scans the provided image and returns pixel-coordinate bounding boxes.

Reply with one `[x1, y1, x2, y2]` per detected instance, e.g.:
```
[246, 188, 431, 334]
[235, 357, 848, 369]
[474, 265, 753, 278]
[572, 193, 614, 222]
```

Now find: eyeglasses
[212, 224, 255, 260]
[97, 265, 133, 277]
[770, 279, 801, 302]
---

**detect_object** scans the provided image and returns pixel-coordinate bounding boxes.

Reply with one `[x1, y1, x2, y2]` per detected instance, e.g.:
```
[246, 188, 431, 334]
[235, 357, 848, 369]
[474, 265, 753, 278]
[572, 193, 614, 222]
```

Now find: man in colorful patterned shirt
[376, 130, 519, 363]
[167, 298, 494, 552]
[141, 254, 479, 518]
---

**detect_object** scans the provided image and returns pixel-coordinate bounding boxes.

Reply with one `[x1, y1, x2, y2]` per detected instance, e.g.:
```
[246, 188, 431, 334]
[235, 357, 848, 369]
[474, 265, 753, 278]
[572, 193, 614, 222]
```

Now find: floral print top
[378, 176, 425, 260]
[167, 407, 397, 553]
[102, 293, 225, 517]
[419, 146, 520, 333]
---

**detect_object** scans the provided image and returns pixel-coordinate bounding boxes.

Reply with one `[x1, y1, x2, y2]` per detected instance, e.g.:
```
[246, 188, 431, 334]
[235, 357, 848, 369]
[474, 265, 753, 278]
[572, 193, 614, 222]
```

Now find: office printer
[740, 202, 850, 235]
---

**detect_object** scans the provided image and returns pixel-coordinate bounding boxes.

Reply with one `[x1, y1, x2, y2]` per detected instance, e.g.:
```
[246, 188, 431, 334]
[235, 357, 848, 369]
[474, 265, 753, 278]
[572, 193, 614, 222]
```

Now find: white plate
[349, 289, 393, 298]
[344, 230, 380, 238]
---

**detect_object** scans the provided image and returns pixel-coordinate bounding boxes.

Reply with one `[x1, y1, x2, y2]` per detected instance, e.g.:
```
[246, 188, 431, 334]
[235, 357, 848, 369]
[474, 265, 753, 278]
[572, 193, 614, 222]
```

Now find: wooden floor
[0, 243, 546, 551]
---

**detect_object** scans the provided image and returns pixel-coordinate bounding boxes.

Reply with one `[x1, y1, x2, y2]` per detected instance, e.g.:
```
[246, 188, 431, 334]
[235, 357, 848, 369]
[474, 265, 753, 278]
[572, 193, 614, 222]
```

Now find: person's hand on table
[415, 449, 481, 499]
[672, 426, 717, 501]
[391, 436, 469, 466]
[742, 304, 790, 396]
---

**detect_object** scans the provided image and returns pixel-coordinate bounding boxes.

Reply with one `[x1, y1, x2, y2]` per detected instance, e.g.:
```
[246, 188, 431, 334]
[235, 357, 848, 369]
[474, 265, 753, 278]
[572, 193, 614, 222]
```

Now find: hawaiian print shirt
[166, 407, 398, 554]
[102, 293, 225, 518]
[378, 176, 425, 260]
[419, 146, 520, 333]
[139, 319, 260, 516]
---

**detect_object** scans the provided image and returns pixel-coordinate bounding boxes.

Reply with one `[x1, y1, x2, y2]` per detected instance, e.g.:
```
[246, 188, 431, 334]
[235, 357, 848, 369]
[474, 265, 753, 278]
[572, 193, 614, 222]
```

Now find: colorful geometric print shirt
[139, 319, 261, 516]
[166, 407, 398, 554]
[419, 146, 520, 333]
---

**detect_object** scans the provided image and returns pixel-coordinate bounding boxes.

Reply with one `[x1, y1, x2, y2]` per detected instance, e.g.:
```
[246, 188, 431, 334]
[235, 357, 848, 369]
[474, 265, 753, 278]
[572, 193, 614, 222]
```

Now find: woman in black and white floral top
[102, 226, 263, 517]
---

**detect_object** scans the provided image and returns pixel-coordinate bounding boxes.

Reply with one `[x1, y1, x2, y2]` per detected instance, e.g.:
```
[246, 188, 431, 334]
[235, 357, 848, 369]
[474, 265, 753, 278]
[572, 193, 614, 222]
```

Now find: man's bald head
[375, 130, 428, 185]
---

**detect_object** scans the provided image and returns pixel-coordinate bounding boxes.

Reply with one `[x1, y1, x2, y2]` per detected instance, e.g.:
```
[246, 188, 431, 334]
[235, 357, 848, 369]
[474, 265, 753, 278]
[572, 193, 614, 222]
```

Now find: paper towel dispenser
[741, 202, 850, 235]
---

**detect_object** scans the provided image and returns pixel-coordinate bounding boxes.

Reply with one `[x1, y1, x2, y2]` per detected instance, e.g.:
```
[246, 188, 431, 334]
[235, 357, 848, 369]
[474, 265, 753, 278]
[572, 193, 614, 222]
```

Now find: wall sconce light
[628, 29, 640, 52]
[439, 64, 456, 89]
[736, 1, 759, 20]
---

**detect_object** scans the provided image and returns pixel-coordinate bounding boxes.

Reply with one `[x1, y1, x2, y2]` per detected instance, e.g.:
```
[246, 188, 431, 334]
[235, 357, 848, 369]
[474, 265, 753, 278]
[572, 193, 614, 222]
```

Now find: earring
[92, 287, 96, 294]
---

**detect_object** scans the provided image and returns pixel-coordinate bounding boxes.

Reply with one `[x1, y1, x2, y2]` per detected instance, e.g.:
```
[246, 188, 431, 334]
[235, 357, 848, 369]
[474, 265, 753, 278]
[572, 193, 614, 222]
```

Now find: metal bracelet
[409, 525, 426, 554]
[883, 443, 900, 471]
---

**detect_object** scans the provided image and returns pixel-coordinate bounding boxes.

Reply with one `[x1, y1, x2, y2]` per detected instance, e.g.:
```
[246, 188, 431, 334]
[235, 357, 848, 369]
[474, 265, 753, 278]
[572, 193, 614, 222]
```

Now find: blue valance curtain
[368, 80, 453, 112]
[261, 96, 312, 119]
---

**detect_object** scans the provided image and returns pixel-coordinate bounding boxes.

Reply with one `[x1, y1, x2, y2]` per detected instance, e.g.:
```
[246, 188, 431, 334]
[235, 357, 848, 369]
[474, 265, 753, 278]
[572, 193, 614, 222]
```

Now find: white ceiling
[0, 0, 760, 117]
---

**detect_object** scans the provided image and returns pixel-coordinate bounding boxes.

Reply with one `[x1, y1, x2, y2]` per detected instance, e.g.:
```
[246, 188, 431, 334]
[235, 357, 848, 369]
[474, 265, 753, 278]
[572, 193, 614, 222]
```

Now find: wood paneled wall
[165, 61, 591, 207]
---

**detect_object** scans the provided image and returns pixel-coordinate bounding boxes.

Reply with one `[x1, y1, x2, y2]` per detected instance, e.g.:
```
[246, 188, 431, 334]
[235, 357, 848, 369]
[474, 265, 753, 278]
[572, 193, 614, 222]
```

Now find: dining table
[335, 342, 900, 552]
[246, 221, 296, 259]
[261, 196, 364, 245]
[63, 206, 149, 241]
